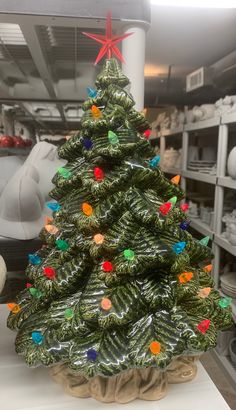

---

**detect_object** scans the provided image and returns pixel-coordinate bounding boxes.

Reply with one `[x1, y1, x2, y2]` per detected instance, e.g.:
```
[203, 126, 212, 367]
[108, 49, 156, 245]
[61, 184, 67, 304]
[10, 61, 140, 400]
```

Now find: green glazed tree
[7, 59, 233, 379]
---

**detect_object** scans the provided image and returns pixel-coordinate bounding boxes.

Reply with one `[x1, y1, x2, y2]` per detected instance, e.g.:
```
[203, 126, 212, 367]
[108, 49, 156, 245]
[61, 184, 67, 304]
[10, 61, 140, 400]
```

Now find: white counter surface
[0, 306, 230, 410]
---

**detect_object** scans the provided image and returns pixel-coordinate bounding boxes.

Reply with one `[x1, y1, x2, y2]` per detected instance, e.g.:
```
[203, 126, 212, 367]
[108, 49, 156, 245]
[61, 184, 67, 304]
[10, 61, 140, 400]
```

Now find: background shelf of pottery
[151, 113, 236, 387]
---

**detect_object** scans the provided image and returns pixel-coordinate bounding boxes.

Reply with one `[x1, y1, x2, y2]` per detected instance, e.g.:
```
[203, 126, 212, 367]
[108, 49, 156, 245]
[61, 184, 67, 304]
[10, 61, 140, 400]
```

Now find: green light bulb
[169, 196, 177, 205]
[65, 308, 74, 320]
[199, 236, 210, 246]
[58, 167, 71, 179]
[108, 130, 119, 145]
[123, 249, 135, 260]
[219, 297, 232, 308]
[56, 239, 69, 251]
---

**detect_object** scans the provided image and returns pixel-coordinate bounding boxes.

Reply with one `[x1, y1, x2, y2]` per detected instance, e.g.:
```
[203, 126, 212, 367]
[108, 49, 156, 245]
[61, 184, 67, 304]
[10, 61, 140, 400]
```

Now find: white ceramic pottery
[186, 110, 194, 124]
[229, 233, 236, 246]
[0, 255, 7, 293]
[227, 147, 236, 179]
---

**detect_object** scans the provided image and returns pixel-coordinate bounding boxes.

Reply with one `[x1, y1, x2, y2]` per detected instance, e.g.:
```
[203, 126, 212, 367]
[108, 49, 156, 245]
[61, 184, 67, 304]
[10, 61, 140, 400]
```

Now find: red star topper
[83, 11, 133, 65]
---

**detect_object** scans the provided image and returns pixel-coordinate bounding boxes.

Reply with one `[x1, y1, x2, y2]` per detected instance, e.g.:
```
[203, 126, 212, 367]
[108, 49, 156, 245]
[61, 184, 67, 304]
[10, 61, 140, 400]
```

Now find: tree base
[50, 355, 198, 403]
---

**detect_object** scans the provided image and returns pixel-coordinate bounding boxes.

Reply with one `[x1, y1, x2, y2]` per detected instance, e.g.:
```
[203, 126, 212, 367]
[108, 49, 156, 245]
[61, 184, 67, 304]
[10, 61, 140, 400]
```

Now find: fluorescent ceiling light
[151, 0, 236, 7]
[0, 24, 26, 45]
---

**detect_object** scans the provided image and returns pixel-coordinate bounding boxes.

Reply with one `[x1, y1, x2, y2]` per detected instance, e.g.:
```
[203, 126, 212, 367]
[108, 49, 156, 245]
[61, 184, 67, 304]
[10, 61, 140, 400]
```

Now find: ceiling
[0, 1, 236, 132]
[145, 5, 236, 105]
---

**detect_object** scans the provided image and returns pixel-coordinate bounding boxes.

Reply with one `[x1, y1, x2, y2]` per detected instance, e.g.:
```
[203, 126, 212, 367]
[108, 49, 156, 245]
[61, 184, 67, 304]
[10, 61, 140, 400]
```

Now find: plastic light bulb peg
[199, 236, 210, 246]
[149, 155, 160, 168]
[28, 254, 42, 265]
[171, 175, 181, 185]
[219, 297, 232, 308]
[87, 348, 98, 361]
[169, 196, 177, 205]
[179, 221, 190, 230]
[159, 202, 172, 216]
[143, 129, 151, 139]
[87, 87, 98, 98]
[197, 319, 211, 334]
[46, 202, 61, 212]
[58, 167, 71, 179]
[172, 241, 186, 254]
[65, 308, 74, 320]
[180, 203, 189, 212]
[94, 167, 105, 181]
[123, 249, 135, 260]
[91, 105, 102, 118]
[82, 138, 93, 150]
[55, 239, 69, 251]
[102, 261, 113, 272]
[31, 331, 44, 345]
[43, 266, 56, 280]
[108, 130, 119, 145]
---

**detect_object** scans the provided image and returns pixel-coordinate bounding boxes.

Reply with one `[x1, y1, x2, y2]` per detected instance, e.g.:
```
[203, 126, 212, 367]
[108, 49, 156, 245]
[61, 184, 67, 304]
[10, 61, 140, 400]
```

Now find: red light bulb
[197, 319, 211, 334]
[143, 129, 151, 139]
[43, 266, 56, 280]
[94, 167, 104, 181]
[181, 203, 189, 212]
[102, 261, 113, 272]
[159, 202, 172, 216]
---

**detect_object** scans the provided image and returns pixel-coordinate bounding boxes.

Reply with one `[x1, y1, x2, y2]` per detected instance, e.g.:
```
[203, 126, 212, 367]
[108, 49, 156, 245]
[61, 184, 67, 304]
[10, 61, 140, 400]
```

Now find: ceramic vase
[227, 147, 236, 179]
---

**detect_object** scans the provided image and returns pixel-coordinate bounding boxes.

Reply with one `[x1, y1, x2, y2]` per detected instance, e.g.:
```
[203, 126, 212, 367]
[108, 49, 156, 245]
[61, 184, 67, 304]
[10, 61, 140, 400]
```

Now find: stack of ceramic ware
[188, 160, 216, 174]
[220, 272, 236, 298]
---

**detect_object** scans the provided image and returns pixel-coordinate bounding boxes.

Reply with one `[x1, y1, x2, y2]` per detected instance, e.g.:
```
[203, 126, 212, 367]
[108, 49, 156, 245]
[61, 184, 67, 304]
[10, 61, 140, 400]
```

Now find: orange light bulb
[171, 175, 181, 185]
[94, 234, 104, 245]
[101, 298, 112, 311]
[149, 341, 161, 355]
[178, 272, 193, 284]
[82, 202, 93, 216]
[204, 264, 213, 273]
[91, 105, 102, 119]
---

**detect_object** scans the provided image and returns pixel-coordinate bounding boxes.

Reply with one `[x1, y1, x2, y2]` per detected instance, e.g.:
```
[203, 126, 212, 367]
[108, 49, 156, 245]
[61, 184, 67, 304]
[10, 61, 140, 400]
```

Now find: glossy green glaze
[8, 59, 233, 379]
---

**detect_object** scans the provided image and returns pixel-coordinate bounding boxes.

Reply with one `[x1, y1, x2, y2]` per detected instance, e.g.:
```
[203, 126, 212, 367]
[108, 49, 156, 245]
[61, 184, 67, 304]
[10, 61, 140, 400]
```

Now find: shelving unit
[160, 125, 184, 137]
[182, 170, 217, 184]
[218, 176, 236, 190]
[184, 117, 220, 131]
[190, 218, 213, 239]
[151, 114, 236, 385]
[214, 235, 236, 257]
[0, 147, 32, 156]
[212, 350, 236, 390]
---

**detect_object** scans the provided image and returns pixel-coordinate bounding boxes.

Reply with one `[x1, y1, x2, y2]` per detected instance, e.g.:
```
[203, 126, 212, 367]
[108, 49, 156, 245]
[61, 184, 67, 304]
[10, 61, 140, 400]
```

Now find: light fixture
[144, 64, 167, 77]
[151, 0, 236, 7]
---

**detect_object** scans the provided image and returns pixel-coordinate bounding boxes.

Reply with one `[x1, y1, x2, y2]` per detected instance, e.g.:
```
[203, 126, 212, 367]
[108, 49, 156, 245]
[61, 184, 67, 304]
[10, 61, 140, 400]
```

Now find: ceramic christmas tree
[7, 13, 233, 404]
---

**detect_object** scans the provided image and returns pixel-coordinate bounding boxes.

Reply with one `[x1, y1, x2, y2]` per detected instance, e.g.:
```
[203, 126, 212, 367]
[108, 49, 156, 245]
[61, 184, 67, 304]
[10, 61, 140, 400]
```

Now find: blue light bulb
[149, 155, 160, 168]
[180, 221, 190, 230]
[82, 138, 93, 150]
[87, 348, 97, 361]
[31, 331, 44, 345]
[87, 87, 98, 99]
[28, 254, 42, 265]
[173, 241, 186, 254]
[46, 202, 61, 212]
